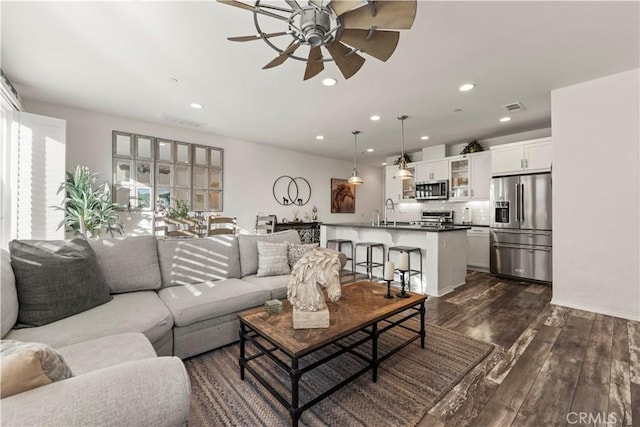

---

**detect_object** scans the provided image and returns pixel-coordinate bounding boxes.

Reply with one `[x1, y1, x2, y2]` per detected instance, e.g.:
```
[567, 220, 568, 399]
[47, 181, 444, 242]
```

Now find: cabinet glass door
[450, 158, 470, 199]
[401, 167, 416, 200]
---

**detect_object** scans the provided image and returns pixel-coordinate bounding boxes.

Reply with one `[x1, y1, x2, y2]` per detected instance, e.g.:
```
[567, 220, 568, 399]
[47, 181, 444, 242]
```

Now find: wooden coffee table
[238, 281, 427, 427]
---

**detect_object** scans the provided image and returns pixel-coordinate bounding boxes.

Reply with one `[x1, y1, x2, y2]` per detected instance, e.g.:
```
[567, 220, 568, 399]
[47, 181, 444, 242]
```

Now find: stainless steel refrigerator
[490, 172, 552, 283]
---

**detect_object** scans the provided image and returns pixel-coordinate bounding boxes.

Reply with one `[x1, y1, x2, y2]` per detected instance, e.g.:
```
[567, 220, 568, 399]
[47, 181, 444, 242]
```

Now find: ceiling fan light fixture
[394, 115, 413, 180]
[349, 130, 363, 185]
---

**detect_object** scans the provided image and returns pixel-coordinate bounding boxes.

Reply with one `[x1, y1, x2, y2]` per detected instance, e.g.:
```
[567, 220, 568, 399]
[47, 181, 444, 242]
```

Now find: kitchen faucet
[384, 198, 395, 226]
[371, 209, 381, 226]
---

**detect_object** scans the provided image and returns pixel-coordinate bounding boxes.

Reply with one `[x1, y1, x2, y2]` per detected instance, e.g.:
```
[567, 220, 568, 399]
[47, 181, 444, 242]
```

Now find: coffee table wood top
[238, 281, 426, 358]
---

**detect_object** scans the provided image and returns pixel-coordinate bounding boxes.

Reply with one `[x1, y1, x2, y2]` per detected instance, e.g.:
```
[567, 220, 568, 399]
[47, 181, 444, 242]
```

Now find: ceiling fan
[218, 0, 417, 80]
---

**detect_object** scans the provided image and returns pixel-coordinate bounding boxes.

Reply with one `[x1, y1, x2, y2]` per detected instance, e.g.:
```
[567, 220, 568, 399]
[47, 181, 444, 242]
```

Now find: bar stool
[326, 239, 354, 275]
[355, 242, 385, 280]
[388, 246, 423, 292]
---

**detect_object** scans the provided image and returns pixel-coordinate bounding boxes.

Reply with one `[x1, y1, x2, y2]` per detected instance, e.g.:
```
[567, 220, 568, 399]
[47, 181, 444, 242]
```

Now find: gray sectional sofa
[1, 229, 318, 426]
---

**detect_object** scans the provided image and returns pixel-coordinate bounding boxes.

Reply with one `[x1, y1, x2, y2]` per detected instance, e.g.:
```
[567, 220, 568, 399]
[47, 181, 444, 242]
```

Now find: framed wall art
[330, 178, 355, 214]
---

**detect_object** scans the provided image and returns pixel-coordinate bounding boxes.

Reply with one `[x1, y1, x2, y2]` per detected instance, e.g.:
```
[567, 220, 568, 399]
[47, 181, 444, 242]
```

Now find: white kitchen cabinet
[416, 158, 449, 182]
[385, 165, 417, 202]
[467, 227, 490, 270]
[469, 152, 491, 200]
[449, 156, 470, 200]
[385, 166, 402, 203]
[524, 139, 553, 171]
[491, 137, 552, 175]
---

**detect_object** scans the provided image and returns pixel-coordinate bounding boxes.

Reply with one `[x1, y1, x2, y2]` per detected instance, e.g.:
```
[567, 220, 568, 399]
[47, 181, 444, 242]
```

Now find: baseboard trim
[428, 281, 466, 297]
[551, 298, 640, 322]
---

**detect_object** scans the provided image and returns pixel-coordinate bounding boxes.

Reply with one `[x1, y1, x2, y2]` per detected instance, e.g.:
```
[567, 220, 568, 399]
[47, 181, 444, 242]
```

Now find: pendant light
[348, 130, 363, 185]
[394, 115, 413, 180]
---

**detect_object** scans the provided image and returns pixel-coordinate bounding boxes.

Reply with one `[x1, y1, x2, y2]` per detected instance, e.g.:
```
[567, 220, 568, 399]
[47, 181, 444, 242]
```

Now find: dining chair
[207, 216, 237, 236]
[255, 215, 276, 234]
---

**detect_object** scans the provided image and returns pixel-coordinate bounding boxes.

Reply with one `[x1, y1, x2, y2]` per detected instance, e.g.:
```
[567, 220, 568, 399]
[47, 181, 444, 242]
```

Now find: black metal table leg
[371, 322, 378, 382]
[239, 324, 246, 380]
[420, 301, 426, 349]
[291, 357, 301, 427]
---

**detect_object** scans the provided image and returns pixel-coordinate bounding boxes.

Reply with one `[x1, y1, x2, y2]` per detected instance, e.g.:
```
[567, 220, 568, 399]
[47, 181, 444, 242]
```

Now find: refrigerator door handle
[493, 243, 551, 252]
[520, 183, 525, 223]
[515, 183, 520, 222]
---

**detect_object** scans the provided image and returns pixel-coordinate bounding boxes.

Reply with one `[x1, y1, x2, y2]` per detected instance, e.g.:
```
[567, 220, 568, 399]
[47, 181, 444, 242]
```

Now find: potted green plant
[56, 165, 124, 239]
[393, 154, 412, 165]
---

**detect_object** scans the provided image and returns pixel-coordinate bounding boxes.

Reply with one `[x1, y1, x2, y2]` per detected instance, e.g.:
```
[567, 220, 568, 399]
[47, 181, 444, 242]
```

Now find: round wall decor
[272, 176, 311, 206]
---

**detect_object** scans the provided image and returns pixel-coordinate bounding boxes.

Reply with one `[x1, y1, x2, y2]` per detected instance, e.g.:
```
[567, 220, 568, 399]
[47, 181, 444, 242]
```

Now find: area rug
[185, 319, 494, 427]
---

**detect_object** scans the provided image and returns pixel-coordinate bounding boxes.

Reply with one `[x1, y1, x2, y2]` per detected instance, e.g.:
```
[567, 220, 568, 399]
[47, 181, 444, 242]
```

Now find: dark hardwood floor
[342, 270, 640, 426]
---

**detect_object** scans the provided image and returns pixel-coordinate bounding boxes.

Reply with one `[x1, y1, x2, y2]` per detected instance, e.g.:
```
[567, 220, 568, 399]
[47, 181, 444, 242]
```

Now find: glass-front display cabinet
[449, 157, 470, 200]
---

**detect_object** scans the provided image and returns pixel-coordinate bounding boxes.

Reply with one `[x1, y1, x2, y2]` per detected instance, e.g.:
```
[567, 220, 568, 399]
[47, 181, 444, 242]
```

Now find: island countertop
[322, 223, 471, 232]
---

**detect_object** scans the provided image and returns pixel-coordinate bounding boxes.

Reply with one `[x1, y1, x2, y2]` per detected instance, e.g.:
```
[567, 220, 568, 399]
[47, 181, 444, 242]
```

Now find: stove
[418, 210, 454, 228]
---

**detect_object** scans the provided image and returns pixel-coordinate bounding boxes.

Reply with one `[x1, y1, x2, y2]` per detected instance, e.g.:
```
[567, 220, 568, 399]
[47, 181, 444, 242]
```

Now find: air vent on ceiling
[158, 113, 207, 129]
[503, 102, 525, 113]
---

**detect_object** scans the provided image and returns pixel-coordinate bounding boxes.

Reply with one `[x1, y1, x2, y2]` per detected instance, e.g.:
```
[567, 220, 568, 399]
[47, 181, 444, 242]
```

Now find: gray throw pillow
[9, 238, 112, 327]
[256, 241, 290, 277]
[287, 242, 319, 269]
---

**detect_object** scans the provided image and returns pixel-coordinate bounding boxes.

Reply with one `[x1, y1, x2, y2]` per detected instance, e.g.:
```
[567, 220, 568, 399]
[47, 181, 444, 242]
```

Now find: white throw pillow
[256, 241, 290, 277]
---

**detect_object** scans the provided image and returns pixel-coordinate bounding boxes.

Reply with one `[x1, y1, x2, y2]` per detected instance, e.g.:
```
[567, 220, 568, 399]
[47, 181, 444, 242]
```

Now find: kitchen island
[321, 223, 470, 297]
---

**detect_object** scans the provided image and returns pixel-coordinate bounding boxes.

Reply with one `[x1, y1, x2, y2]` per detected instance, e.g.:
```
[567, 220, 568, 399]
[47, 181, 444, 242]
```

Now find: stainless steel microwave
[415, 180, 449, 200]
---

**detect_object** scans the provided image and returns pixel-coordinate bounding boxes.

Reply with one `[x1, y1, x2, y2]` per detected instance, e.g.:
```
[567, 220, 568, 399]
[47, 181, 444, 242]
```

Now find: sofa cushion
[256, 241, 290, 277]
[158, 278, 270, 327]
[88, 236, 161, 293]
[238, 230, 301, 277]
[57, 333, 156, 375]
[157, 235, 241, 288]
[241, 274, 290, 300]
[9, 238, 112, 327]
[4, 291, 173, 349]
[0, 340, 73, 398]
[287, 242, 319, 268]
[1, 250, 18, 338]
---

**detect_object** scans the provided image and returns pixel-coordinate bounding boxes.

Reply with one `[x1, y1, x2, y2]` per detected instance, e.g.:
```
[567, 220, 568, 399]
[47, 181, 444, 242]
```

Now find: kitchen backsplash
[386, 200, 491, 225]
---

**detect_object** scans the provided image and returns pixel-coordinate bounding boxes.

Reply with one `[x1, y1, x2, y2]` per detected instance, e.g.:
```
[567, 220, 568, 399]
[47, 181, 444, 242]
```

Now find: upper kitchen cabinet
[385, 165, 417, 202]
[415, 159, 449, 182]
[470, 151, 491, 200]
[449, 156, 470, 200]
[491, 137, 552, 176]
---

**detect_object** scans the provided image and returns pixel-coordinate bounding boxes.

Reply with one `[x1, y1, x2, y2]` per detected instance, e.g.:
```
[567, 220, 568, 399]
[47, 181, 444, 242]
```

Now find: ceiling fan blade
[284, 0, 301, 10]
[217, 0, 289, 22]
[341, 0, 417, 30]
[338, 28, 399, 62]
[327, 0, 358, 16]
[227, 32, 288, 42]
[325, 41, 365, 79]
[263, 42, 301, 69]
[304, 46, 325, 80]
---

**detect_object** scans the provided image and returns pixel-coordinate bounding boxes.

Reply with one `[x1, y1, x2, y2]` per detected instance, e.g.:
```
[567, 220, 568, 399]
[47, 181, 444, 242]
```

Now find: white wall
[551, 68, 640, 321]
[23, 100, 384, 234]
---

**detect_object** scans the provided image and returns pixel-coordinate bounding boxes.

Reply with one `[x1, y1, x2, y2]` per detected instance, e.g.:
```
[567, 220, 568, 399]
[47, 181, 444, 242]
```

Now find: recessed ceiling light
[366, 148, 374, 152]
[370, 115, 381, 121]
[316, 135, 325, 140]
[190, 103, 203, 109]
[459, 83, 475, 92]
[381, 162, 387, 166]
[499, 116, 512, 122]
[322, 78, 337, 87]
[454, 108, 463, 113]
[420, 135, 430, 140]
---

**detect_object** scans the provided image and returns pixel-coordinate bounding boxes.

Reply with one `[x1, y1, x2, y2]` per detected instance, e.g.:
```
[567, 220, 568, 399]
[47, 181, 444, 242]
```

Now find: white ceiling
[2, 1, 638, 166]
